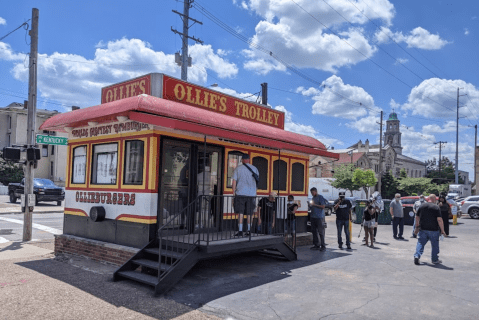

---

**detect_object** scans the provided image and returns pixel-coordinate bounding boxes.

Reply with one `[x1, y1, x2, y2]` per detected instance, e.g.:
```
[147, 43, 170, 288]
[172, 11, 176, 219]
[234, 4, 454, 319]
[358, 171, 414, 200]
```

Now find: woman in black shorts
[363, 201, 377, 247]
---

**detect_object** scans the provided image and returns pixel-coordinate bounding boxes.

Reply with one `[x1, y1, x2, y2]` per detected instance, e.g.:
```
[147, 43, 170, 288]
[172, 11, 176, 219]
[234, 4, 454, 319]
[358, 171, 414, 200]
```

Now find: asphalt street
[1, 214, 478, 320]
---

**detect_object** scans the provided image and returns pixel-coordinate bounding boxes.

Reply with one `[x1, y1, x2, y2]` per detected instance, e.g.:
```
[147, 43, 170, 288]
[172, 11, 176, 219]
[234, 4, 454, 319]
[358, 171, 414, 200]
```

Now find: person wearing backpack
[232, 153, 259, 237]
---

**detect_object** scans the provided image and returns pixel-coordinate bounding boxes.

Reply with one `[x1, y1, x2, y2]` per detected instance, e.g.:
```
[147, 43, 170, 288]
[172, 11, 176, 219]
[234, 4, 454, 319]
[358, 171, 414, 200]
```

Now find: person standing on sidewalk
[232, 154, 259, 237]
[414, 194, 447, 265]
[334, 192, 352, 250]
[390, 194, 404, 239]
[363, 201, 378, 248]
[257, 192, 277, 235]
[309, 187, 327, 251]
[438, 195, 451, 236]
[411, 195, 425, 238]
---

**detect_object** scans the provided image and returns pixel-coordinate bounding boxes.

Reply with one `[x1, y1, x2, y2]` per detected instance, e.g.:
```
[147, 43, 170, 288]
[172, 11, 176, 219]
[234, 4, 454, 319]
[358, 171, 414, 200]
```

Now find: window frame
[122, 138, 147, 187]
[70, 145, 88, 186]
[42, 145, 48, 157]
[271, 156, 289, 193]
[251, 153, 270, 193]
[91, 142, 119, 186]
[290, 159, 306, 194]
[224, 149, 246, 191]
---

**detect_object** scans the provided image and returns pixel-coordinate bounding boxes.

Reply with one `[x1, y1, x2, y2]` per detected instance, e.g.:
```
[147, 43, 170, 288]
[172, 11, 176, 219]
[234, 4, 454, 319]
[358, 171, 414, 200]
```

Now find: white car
[459, 196, 479, 219]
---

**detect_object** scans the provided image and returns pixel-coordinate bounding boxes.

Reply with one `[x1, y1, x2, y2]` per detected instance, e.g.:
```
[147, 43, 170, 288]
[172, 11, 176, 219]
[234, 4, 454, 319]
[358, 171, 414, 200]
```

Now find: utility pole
[24, 8, 39, 241]
[378, 111, 383, 194]
[261, 83, 268, 106]
[455, 88, 466, 184]
[475, 125, 477, 194]
[434, 141, 447, 176]
[171, 0, 203, 81]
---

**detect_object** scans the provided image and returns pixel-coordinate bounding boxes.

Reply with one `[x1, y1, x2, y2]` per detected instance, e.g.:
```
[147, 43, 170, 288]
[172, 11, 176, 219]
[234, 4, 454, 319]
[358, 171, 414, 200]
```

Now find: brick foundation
[54, 234, 139, 266]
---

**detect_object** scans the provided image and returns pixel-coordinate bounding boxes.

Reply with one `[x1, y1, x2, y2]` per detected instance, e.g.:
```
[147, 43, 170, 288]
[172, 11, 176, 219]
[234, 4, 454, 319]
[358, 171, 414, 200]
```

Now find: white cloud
[375, 26, 449, 50]
[243, 56, 286, 75]
[0, 17, 6, 25]
[422, 121, 469, 134]
[400, 78, 479, 119]
[210, 86, 259, 103]
[295, 86, 320, 96]
[274, 105, 342, 147]
[345, 114, 380, 134]
[394, 58, 409, 65]
[1, 38, 238, 108]
[465, 28, 470, 36]
[303, 75, 379, 120]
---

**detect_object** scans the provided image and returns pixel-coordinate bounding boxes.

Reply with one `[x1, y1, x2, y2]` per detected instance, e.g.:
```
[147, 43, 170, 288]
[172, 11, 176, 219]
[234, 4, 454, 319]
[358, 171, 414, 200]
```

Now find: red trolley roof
[40, 95, 338, 158]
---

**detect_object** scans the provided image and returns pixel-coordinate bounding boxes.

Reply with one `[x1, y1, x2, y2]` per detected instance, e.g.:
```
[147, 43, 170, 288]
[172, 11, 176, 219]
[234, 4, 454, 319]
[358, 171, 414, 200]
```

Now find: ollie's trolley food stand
[40, 73, 339, 293]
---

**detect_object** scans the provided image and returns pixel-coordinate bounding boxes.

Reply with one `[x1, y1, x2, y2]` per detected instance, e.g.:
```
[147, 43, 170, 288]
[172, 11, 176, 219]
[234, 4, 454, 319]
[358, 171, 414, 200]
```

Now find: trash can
[403, 206, 415, 225]
[378, 200, 392, 225]
[353, 199, 369, 224]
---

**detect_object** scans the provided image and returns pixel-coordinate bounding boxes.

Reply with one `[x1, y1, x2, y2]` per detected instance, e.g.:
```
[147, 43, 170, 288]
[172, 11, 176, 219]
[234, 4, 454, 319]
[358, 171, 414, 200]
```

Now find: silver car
[459, 196, 479, 219]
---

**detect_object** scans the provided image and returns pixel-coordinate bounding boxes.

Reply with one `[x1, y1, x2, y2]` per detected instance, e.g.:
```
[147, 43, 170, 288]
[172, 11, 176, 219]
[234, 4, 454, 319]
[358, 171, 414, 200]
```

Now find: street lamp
[347, 150, 354, 165]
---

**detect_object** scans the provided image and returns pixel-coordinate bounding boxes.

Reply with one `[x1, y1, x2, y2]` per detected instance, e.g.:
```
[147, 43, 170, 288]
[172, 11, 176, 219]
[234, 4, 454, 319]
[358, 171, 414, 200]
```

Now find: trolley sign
[36, 134, 68, 146]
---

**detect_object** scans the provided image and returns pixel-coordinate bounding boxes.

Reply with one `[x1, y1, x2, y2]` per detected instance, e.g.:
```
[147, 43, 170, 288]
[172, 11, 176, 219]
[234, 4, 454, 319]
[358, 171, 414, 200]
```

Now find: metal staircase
[113, 195, 297, 295]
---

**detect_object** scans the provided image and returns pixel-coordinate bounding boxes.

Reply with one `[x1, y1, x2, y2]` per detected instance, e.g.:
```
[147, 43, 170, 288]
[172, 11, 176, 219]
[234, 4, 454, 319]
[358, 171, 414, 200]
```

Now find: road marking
[0, 237, 9, 243]
[0, 217, 62, 235]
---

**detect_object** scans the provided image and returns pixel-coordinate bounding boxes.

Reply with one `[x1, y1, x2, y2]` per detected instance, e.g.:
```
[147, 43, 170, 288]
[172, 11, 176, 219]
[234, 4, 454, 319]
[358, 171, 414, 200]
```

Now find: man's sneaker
[432, 259, 442, 264]
[398, 236, 404, 240]
[411, 235, 417, 238]
[338, 244, 343, 249]
[244, 231, 251, 236]
[319, 246, 326, 252]
[346, 245, 352, 250]
[393, 236, 398, 239]
[234, 231, 243, 237]
[310, 246, 320, 250]
[414, 257, 420, 265]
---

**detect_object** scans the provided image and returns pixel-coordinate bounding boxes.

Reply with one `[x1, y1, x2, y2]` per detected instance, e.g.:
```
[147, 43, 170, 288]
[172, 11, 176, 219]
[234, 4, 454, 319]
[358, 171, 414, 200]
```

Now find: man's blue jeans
[392, 217, 404, 237]
[336, 219, 350, 246]
[414, 230, 440, 262]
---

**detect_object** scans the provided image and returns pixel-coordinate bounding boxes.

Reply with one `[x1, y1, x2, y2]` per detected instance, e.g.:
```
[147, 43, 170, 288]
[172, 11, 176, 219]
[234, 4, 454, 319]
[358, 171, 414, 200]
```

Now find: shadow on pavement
[16, 247, 349, 319]
[0, 241, 24, 252]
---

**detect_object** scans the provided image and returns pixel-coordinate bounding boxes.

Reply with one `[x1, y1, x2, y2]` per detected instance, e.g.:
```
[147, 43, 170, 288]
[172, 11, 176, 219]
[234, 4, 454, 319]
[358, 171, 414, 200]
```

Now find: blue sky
[1, 0, 478, 179]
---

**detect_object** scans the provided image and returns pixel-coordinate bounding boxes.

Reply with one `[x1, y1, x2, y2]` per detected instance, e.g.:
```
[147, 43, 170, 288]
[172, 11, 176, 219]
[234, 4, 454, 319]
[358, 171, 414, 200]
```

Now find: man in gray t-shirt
[389, 193, 404, 239]
[232, 153, 259, 237]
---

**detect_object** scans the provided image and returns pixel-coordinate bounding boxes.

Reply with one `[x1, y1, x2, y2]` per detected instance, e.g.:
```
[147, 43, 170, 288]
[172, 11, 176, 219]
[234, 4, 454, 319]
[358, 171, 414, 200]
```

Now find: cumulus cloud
[275, 105, 342, 147]
[394, 58, 409, 65]
[465, 28, 470, 36]
[346, 114, 380, 134]
[375, 26, 450, 50]
[0, 17, 6, 25]
[400, 78, 479, 119]
[299, 75, 379, 120]
[0, 38, 238, 108]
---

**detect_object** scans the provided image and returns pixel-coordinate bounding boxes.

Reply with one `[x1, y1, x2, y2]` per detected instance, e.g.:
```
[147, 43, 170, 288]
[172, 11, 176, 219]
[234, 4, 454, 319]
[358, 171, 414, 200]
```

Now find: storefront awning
[40, 95, 339, 158]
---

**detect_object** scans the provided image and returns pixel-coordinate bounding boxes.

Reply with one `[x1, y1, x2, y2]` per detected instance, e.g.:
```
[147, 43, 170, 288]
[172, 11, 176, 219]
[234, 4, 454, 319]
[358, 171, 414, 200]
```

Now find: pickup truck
[8, 178, 65, 205]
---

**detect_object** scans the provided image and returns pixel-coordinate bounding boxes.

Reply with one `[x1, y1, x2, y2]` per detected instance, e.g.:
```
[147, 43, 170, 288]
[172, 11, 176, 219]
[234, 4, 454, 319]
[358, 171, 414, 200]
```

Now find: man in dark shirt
[414, 194, 446, 265]
[257, 192, 277, 235]
[334, 192, 352, 250]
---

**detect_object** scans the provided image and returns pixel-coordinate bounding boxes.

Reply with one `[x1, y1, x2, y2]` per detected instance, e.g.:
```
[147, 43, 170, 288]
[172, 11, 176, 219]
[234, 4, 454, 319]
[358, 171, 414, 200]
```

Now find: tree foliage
[0, 151, 24, 186]
[352, 168, 377, 198]
[426, 156, 463, 184]
[381, 170, 398, 199]
[331, 164, 361, 196]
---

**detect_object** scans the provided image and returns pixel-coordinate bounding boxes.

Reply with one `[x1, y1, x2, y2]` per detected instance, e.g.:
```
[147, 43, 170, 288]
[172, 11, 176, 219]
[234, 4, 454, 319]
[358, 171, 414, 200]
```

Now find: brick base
[54, 234, 140, 266]
[296, 232, 313, 247]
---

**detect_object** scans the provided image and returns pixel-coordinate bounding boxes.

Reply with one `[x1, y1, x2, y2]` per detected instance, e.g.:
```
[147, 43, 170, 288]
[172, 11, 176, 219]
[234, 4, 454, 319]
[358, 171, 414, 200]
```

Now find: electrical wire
[0, 20, 30, 41]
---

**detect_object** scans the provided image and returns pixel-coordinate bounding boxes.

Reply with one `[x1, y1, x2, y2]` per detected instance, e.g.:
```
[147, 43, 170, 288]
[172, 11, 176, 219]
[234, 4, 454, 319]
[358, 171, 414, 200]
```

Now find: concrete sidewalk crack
[266, 283, 282, 320]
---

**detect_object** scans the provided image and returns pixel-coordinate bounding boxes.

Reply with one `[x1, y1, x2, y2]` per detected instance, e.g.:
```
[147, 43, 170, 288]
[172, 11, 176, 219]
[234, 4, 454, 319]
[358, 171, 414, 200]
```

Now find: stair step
[116, 270, 157, 286]
[132, 259, 169, 271]
[144, 248, 184, 259]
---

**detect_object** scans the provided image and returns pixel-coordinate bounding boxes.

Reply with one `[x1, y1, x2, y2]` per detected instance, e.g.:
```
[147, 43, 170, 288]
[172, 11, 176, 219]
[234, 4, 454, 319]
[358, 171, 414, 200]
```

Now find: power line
[0, 20, 30, 41]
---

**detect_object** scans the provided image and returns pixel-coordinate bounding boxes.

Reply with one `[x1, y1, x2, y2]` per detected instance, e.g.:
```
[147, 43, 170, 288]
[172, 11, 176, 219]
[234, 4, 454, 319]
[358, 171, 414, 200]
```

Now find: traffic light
[26, 147, 41, 161]
[2, 147, 21, 161]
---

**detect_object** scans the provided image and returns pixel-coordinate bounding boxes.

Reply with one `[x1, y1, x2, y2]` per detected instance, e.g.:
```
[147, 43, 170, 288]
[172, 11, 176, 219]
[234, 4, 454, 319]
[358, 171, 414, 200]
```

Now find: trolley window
[291, 162, 305, 192]
[123, 140, 145, 185]
[91, 143, 118, 185]
[273, 159, 287, 191]
[252, 156, 268, 190]
[72, 146, 87, 184]
[226, 151, 243, 188]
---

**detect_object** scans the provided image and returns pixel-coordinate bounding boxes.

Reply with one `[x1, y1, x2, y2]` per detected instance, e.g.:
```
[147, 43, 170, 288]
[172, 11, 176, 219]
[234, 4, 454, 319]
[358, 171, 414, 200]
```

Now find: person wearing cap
[411, 195, 426, 238]
[390, 193, 404, 239]
[309, 187, 328, 251]
[334, 192, 352, 250]
[232, 153, 259, 237]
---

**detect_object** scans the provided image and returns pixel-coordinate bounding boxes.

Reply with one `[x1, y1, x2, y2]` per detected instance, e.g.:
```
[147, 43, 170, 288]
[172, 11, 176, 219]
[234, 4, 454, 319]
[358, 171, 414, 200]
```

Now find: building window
[50, 162, 54, 177]
[123, 140, 144, 185]
[291, 162, 305, 192]
[92, 143, 118, 185]
[7, 115, 11, 129]
[226, 151, 243, 188]
[273, 159, 287, 191]
[316, 167, 322, 177]
[42, 145, 48, 157]
[252, 156, 268, 190]
[51, 145, 55, 155]
[374, 164, 378, 173]
[7, 134, 10, 147]
[72, 146, 87, 184]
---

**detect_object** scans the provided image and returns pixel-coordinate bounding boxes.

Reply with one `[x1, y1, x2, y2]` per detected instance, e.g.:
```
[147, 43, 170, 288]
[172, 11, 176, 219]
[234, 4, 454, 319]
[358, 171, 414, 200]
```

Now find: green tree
[0, 151, 24, 186]
[399, 168, 407, 179]
[426, 156, 464, 184]
[397, 177, 432, 195]
[352, 168, 378, 198]
[331, 164, 361, 196]
[381, 170, 398, 199]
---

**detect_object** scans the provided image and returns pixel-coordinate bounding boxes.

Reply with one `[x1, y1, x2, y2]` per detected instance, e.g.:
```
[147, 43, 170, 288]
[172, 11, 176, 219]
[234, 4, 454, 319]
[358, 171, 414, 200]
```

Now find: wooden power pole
[378, 111, 383, 194]
[23, 8, 39, 241]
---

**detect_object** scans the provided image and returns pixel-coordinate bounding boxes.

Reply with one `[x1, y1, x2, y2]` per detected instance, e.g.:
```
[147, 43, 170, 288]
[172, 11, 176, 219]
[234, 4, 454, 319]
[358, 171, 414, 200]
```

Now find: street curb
[0, 209, 64, 215]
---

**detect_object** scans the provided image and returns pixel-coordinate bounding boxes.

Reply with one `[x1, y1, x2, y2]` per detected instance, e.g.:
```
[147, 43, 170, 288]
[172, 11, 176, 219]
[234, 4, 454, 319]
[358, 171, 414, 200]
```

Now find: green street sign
[36, 134, 68, 146]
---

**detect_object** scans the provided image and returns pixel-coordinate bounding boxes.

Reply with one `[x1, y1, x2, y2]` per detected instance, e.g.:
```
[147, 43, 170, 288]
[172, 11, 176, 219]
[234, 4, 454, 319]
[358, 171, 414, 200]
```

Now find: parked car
[8, 178, 65, 205]
[459, 196, 479, 219]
